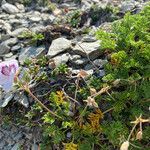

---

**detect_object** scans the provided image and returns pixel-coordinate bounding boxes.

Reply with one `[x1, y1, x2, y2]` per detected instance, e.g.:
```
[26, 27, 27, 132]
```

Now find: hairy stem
[127, 123, 137, 141]
[25, 87, 62, 119]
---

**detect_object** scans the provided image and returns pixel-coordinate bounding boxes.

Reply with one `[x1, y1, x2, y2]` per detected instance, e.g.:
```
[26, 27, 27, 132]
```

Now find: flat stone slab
[19, 46, 45, 64]
[2, 3, 19, 14]
[72, 41, 101, 60]
[47, 37, 72, 58]
[10, 28, 30, 37]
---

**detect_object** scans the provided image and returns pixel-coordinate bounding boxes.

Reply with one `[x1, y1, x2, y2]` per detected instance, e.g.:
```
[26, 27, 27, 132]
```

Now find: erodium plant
[1, 4, 150, 150]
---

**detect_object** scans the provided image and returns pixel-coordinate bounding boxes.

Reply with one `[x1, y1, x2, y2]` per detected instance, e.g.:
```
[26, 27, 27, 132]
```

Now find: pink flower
[0, 60, 19, 92]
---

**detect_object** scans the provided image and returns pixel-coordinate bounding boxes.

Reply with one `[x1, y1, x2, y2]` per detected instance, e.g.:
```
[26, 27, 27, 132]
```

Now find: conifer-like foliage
[95, 4, 150, 149]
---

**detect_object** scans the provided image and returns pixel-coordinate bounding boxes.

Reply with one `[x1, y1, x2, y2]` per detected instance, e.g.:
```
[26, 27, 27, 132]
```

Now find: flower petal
[0, 60, 19, 92]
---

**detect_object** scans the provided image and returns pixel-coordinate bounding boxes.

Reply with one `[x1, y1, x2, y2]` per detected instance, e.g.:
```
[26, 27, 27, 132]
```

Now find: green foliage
[22, 0, 32, 6]
[73, 0, 81, 4]
[47, 2, 57, 12]
[78, 142, 92, 150]
[103, 121, 129, 146]
[95, 4, 150, 147]
[67, 10, 82, 27]
[52, 64, 69, 75]
[2, 4, 150, 150]
[96, 29, 116, 50]
[18, 31, 44, 45]
[90, 4, 114, 24]
[96, 5, 150, 83]
[89, 76, 102, 90]
[43, 125, 65, 144]
[22, 0, 50, 6]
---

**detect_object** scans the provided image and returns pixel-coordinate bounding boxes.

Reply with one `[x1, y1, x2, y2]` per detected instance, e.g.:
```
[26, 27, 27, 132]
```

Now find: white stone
[73, 41, 101, 60]
[47, 37, 72, 57]
[29, 16, 42, 22]
[2, 2, 19, 14]
[10, 28, 30, 37]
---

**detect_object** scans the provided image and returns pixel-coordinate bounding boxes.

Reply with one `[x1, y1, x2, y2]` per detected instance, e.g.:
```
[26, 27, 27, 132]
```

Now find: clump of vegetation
[22, 0, 50, 6]
[73, 0, 81, 4]
[67, 10, 82, 28]
[18, 31, 44, 46]
[89, 4, 115, 25]
[95, 4, 150, 148]
[47, 2, 57, 12]
[1, 4, 150, 150]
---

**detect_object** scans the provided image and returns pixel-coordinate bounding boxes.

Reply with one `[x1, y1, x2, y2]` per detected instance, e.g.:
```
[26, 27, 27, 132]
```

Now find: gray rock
[0, 41, 10, 54]
[8, 19, 22, 27]
[82, 35, 96, 42]
[32, 143, 39, 150]
[73, 58, 88, 65]
[99, 22, 112, 33]
[4, 52, 14, 58]
[0, 131, 4, 139]
[0, 34, 11, 41]
[6, 38, 18, 46]
[66, 132, 72, 138]
[93, 59, 108, 68]
[84, 64, 93, 70]
[0, 140, 6, 149]
[81, 0, 92, 11]
[7, 137, 15, 146]
[29, 16, 42, 22]
[73, 41, 101, 60]
[14, 132, 23, 141]
[0, 19, 12, 34]
[0, 13, 9, 19]
[71, 57, 88, 66]
[30, 25, 44, 33]
[15, 13, 24, 18]
[4, 54, 17, 61]
[0, 38, 18, 55]
[15, 3, 25, 12]
[2, 2, 19, 14]
[11, 45, 21, 52]
[71, 69, 81, 75]
[41, 14, 55, 23]
[10, 27, 29, 37]
[50, 53, 70, 68]
[0, 19, 11, 30]
[8, 14, 15, 19]
[19, 46, 45, 64]
[0, 92, 14, 107]
[99, 69, 105, 77]
[11, 143, 19, 150]
[121, 0, 135, 13]
[47, 38, 72, 58]
[14, 92, 29, 108]
[70, 55, 81, 61]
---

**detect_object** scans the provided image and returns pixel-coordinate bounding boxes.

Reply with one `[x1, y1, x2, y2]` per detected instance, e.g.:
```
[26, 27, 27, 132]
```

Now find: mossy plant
[18, 31, 44, 46]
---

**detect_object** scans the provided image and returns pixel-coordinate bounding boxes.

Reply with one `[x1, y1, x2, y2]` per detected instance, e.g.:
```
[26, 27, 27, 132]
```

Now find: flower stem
[25, 87, 62, 119]
[127, 123, 137, 141]
[103, 107, 114, 115]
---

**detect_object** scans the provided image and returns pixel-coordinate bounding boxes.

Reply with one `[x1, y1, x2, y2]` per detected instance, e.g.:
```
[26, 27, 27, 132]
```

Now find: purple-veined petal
[0, 60, 19, 92]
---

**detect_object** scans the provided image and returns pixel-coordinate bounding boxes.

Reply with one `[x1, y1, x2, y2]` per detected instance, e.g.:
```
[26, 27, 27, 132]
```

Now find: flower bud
[90, 88, 97, 95]
[136, 131, 142, 140]
[120, 141, 129, 150]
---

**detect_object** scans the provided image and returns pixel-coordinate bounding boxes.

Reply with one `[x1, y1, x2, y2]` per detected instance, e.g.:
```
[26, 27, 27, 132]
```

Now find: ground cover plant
[1, 4, 150, 150]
